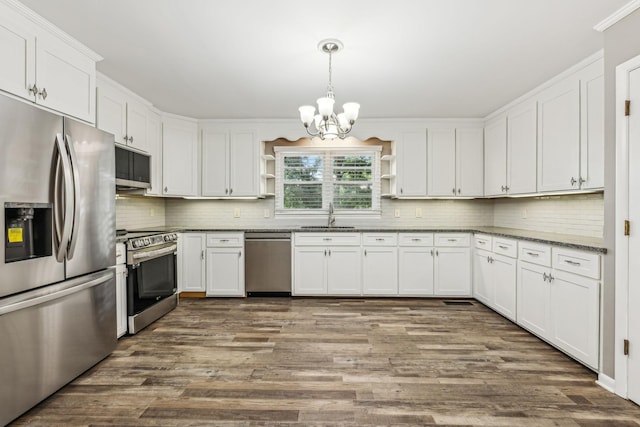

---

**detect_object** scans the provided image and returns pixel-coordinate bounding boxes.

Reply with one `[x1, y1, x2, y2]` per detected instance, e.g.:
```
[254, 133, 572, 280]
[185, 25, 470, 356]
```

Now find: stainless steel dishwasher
[244, 232, 292, 296]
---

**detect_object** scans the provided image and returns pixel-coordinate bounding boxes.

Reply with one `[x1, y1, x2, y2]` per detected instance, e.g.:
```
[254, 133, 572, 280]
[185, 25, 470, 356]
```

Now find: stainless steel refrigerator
[0, 94, 116, 426]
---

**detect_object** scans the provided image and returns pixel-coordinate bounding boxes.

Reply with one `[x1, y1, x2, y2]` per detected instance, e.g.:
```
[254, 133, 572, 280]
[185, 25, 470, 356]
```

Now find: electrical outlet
[521, 209, 527, 219]
[233, 208, 241, 218]
[415, 208, 422, 218]
[149, 208, 155, 217]
[263, 208, 270, 218]
[394, 209, 401, 218]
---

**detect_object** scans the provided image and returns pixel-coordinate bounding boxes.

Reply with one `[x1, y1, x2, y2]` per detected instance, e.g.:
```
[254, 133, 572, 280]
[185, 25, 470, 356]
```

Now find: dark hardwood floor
[11, 298, 640, 426]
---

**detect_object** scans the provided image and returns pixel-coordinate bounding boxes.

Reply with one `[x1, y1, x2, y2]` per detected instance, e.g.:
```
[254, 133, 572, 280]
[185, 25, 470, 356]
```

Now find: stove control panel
[128, 233, 178, 250]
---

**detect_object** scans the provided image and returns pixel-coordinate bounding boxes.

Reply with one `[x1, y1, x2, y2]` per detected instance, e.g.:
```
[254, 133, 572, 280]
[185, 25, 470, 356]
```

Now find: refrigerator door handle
[64, 134, 81, 260]
[54, 133, 73, 262]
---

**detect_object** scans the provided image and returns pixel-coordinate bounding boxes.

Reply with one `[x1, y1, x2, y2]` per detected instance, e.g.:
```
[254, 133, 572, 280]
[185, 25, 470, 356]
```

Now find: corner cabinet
[162, 115, 199, 196]
[202, 127, 259, 197]
[0, 0, 99, 123]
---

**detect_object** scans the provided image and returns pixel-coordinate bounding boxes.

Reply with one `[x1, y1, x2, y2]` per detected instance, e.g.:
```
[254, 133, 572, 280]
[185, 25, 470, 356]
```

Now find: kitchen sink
[299, 226, 356, 229]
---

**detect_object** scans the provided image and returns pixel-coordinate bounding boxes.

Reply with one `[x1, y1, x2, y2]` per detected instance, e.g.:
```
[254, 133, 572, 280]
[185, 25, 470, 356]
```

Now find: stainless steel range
[125, 232, 178, 334]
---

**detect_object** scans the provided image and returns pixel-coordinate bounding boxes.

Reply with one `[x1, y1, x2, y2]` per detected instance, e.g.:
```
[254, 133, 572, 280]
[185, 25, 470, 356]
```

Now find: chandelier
[298, 39, 360, 140]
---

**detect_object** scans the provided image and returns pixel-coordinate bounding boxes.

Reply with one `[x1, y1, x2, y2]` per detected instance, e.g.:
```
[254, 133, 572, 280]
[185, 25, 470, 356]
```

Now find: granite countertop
[121, 225, 606, 253]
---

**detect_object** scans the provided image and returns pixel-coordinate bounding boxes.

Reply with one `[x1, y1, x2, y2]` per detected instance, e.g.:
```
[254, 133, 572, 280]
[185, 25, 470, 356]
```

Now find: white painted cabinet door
[201, 131, 229, 196]
[398, 247, 434, 296]
[537, 77, 580, 192]
[126, 99, 150, 153]
[517, 261, 551, 340]
[434, 247, 471, 296]
[328, 247, 362, 295]
[507, 100, 537, 194]
[229, 130, 258, 197]
[35, 32, 95, 123]
[96, 82, 127, 144]
[0, 3, 35, 100]
[115, 263, 127, 338]
[549, 270, 599, 369]
[362, 247, 397, 295]
[492, 254, 517, 321]
[473, 249, 493, 306]
[397, 130, 427, 197]
[579, 60, 604, 190]
[294, 247, 327, 295]
[146, 110, 163, 195]
[484, 117, 507, 196]
[428, 128, 456, 196]
[162, 117, 199, 196]
[206, 247, 244, 296]
[456, 128, 484, 197]
[179, 233, 205, 292]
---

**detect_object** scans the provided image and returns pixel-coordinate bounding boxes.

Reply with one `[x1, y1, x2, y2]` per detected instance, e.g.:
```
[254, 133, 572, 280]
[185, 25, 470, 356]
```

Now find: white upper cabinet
[0, 1, 99, 123]
[162, 115, 199, 196]
[201, 126, 258, 197]
[483, 117, 507, 196]
[427, 127, 483, 197]
[537, 76, 580, 192]
[578, 59, 604, 190]
[427, 128, 456, 196]
[96, 75, 150, 152]
[506, 100, 537, 195]
[396, 130, 427, 197]
[456, 128, 484, 197]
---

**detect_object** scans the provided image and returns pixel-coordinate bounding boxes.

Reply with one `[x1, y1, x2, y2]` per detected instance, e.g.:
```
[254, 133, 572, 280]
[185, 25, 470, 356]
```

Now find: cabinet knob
[452, 188, 456, 194]
[505, 186, 509, 191]
[201, 250, 204, 260]
[38, 87, 47, 100]
[238, 251, 241, 258]
[457, 188, 461, 194]
[29, 84, 38, 97]
[579, 177, 586, 185]
[501, 185, 506, 192]
[229, 188, 233, 194]
[364, 249, 367, 256]
[164, 186, 168, 192]
[543, 272, 548, 282]
[225, 188, 228, 194]
[570, 177, 577, 186]
[400, 188, 403, 194]
[435, 250, 439, 256]
[129, 136, 134, 143]
[328, 249, 331, 256]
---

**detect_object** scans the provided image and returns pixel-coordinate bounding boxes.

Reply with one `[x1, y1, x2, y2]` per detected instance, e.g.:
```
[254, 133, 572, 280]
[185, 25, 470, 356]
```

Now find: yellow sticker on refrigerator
[7, 228, 23, 243]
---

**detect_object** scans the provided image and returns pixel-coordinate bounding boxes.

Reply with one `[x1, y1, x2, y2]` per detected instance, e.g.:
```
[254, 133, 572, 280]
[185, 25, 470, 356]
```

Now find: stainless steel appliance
[0, 95, 116, 426]
[245, 232, 291, 296]
[115, 144, 151, 190]
[125, 232, 178, 334]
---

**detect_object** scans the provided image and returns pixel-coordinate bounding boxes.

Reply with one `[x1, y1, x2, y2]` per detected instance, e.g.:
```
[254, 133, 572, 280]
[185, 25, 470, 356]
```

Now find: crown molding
[594, 0, 640, 32]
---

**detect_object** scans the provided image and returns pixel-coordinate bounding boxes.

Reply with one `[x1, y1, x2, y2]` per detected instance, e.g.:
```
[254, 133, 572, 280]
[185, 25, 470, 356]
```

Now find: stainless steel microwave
[115, 145, 151, 190]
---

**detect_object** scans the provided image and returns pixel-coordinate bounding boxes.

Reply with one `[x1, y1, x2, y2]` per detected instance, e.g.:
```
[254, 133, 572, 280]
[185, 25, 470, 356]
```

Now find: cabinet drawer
[552, 247, 600, 279]
[362, 233, 398, 246]
[398, 233, 434, 247]
[474, 234, 492, 250]
[518, 241, 551, 266]
[115, 242, 126, 264]
[294, 232, 361, 246]
[206, 233, 244, 247]
[435, 233, 470, 247]
[493, 237, 517, 258]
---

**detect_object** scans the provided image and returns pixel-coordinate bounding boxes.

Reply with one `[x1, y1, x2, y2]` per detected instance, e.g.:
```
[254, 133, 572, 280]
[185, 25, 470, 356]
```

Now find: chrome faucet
[328, 202, 336, 228]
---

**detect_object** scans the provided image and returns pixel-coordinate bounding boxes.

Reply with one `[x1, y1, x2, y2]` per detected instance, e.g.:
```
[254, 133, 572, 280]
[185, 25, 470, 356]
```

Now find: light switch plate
[263, 209, 270, 218]
[234, 208, 241, 218]
[521, 209, 527, 219]
[395, 209, 401, 218]
[415, 208, 422, 218]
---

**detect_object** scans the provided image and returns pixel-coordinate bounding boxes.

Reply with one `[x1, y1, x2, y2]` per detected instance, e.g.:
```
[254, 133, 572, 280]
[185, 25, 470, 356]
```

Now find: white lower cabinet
[293, 247, 327, 295]
[362, 246, 398, 295]
[473, 248, 493, 305]
[178, 233, 206, 292]
[294, 246, 362, 296]
[492, 254, 517, 321]
[205, 233, 244, 297]
[516, 244, 600, 370]
[434, 246, 471, 296]
[327, 247, 362, 295]
[398, 246, 434, 296]
[115, 242, 127, 338]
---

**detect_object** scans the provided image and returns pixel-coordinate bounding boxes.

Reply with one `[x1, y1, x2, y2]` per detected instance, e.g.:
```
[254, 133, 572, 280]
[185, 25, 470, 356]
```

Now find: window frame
[275, 146, 382, 217]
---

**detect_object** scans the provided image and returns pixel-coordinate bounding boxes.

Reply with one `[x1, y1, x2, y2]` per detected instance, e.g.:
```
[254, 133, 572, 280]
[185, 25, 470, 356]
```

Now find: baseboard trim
[596, 373, 616, 393]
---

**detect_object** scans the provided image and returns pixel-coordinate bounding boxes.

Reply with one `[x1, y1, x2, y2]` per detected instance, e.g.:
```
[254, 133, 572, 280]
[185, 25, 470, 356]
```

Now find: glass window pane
[284, 155, 323, 182]
[333, 184, 372, 209]
[283, 184, 323, 209]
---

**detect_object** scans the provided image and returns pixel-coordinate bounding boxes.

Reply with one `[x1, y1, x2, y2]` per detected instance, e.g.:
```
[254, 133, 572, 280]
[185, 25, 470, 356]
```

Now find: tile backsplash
[117, 192, 604, 238]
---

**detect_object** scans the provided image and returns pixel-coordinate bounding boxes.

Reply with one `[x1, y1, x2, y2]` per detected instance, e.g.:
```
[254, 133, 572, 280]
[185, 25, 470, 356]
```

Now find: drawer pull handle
[498, 245, 508, 250]
[375, 238, 385, 241]
[526, 252, 540, 257]
[411, 238, 421, 242]
[564, 260, 581, 266]
[478, 241, 486, 245]
[220, 239, 229, 242]
[323, 238, 332, 241]
[447, 239, 457, 242]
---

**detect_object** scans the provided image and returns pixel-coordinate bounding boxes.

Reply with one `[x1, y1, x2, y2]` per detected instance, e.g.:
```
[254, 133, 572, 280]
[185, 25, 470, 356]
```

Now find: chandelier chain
[327, 46, 334, 97]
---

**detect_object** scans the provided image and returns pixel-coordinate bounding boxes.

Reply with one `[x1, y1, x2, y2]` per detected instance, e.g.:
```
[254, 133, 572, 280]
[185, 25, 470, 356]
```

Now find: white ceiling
[19, 0, 628, 120]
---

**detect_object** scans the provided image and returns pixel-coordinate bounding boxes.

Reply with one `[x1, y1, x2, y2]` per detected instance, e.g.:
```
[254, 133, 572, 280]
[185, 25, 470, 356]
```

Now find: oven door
[126, 244, 177, 316]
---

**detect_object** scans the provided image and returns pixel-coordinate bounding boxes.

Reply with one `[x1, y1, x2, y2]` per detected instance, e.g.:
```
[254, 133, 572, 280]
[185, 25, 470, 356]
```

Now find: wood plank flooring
[11, 298, 640, 426]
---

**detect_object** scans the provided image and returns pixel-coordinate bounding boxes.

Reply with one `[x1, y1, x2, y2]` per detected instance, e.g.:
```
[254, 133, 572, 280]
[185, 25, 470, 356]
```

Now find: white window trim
[274, 146, 382, 218]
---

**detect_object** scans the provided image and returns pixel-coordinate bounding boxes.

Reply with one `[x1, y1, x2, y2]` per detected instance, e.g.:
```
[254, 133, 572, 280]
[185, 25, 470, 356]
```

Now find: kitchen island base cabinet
[362, 247, 398, 295]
